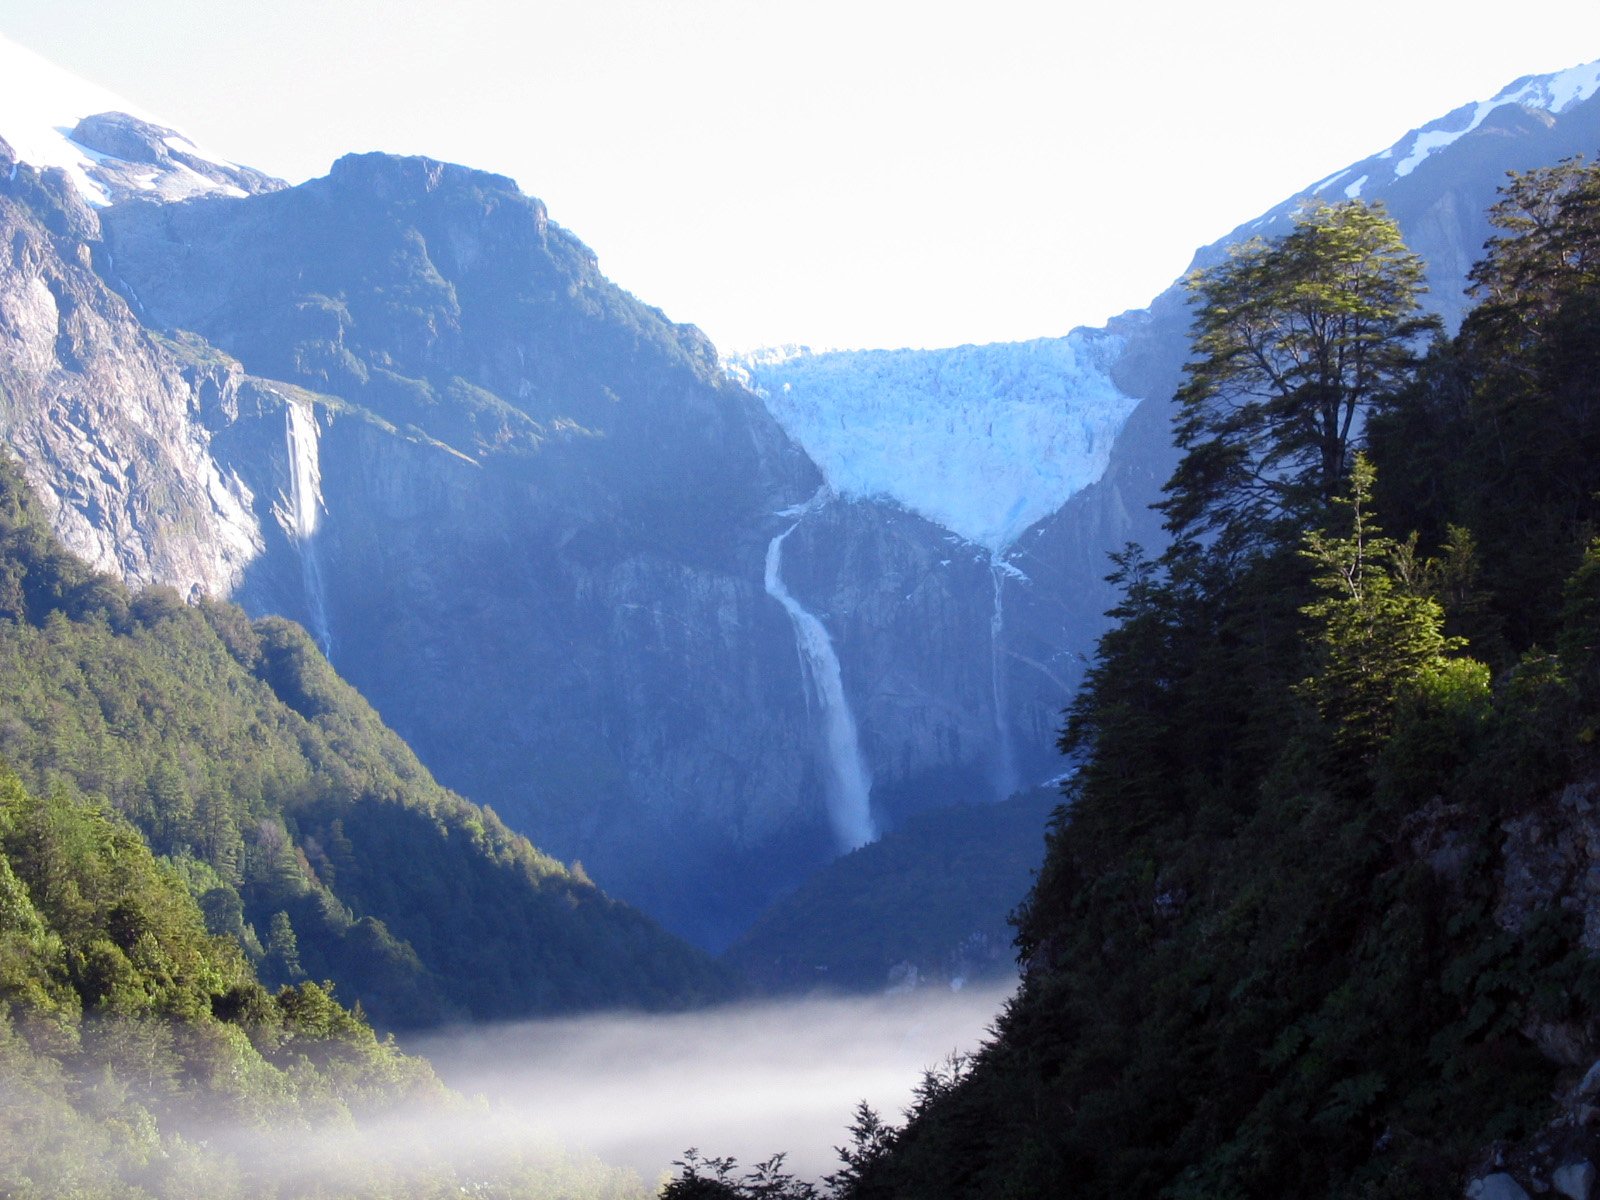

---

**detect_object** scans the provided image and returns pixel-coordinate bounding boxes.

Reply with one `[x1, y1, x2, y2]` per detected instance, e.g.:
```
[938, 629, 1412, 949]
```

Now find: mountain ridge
[3, 46, 1600, 953]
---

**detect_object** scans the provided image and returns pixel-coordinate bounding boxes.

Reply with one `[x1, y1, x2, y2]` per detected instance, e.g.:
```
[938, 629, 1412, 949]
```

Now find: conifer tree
[1299, 455, 1462, 759]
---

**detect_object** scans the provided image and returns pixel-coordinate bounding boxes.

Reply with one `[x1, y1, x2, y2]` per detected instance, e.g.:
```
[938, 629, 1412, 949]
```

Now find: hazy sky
[5, 2, 1600, 351]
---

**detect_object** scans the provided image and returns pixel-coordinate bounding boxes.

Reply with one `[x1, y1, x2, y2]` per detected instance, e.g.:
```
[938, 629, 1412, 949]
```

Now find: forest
[0, 448, 721, 1194]
[7, 130, 1600, 1200]
[664, 159, 1600, 1197]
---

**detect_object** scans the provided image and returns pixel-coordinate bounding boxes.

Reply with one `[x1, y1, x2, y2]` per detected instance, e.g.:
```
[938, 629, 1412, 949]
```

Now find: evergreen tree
[265, 910, 304, 981]
[1299, 455, 1463, 760]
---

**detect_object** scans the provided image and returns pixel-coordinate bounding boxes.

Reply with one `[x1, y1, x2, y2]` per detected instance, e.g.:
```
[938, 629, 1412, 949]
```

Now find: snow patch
[1393, 59, 1600, 179]
[1343, 174, 1369, 199]
[1310, 167, 1353, 194]
[731, 331, 1140, 553]
[0, 33, 257, 206]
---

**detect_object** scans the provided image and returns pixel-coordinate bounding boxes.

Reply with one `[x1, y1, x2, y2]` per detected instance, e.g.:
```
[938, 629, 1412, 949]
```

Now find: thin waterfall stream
[280, 398, 334, 658]
[764, 494, 876, 851]
[988, 554, 1020, 799]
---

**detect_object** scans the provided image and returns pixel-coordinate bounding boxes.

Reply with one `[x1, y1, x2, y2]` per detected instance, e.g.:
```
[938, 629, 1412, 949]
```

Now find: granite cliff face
[2, 57, 1599, 951]
[86, 154, 838, 945]
[78, 149, 1138, 946]
[0, 147, 264, 597]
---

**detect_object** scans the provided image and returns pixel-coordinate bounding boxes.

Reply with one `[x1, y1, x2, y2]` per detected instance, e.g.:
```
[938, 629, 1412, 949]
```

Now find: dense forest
[725, 786, 1056, 993]
[664, 160, 1600, 1197]
[0, 448, 740, 1194]
[0, 451, 728, 1032]
[842, 160, 1600, 1198]
[0, 762, 654, 1197]
[11, 91, 1600, 1200]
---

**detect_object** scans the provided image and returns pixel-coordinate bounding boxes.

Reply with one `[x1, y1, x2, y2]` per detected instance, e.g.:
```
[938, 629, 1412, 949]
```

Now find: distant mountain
[0, 34, 281, 204]
[0, 451, 728, 1027]
[738, 57, 1600, 533]
[2, 44, 1599, 958]
[817, 103, 1600, 1200]
[725, 57, 1600, 828]
[1235, 58, 1600, 328]
[725, 787, 1057, 995]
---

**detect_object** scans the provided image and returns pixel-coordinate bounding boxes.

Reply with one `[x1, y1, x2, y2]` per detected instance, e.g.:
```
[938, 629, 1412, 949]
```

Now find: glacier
[729, 330, 1141, 554]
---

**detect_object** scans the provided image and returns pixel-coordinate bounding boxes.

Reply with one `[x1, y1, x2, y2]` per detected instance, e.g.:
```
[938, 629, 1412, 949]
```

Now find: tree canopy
[816, 166, 1600, 1199]
[1163, 201, 1439, 554]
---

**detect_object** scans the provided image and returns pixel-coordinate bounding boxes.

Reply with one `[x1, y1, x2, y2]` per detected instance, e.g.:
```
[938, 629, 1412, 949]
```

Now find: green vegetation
[1164, 200, 1440, 550]
[724, 789, 1055, 993]
[660, 1151, 820, 1199]
[816, 175, 1600, 1197]
[0, 454, 728, 1029]
[0, 762, 649, 1198]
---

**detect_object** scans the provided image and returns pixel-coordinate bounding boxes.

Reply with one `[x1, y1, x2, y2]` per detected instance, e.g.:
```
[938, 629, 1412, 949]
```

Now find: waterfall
[764, 501, 876, 852]
[278, 399, 333, 659]
[989, 554, 1019, 799]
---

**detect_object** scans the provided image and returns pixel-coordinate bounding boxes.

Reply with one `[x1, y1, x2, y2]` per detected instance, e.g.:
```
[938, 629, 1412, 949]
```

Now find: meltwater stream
[764, 497, 877, 851]
[988, 555, 1020, 800]
[280, 399, 333, 658]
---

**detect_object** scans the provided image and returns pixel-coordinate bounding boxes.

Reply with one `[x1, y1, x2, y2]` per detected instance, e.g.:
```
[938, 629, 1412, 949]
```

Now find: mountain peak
[326, 151, 524, 204]
[0, 33, 281, 205]
[1291, 57, 1600, 208]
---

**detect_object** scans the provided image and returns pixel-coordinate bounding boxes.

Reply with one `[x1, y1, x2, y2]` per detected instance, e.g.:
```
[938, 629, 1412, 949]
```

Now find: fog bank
[408, 980, 1015, 1182]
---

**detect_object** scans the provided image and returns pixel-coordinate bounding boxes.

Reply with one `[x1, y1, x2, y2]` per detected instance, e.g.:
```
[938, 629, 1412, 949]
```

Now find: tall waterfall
[989, 555, 1020, 800]
[278, 399, 333, 658]
[764, 500, 876, 852]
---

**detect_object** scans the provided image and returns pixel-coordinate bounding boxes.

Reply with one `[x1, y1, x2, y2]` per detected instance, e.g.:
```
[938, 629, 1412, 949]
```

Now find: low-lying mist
[3, 982, 1014, 1197]
[408, 979, 1015, 1184]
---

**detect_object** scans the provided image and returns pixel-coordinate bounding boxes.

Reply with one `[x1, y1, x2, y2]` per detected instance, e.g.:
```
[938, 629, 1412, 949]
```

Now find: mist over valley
[4, 22, 1600, 1200]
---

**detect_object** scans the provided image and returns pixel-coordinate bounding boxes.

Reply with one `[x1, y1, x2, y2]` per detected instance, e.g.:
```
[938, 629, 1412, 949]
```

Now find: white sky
[4, 1, 1600, 352]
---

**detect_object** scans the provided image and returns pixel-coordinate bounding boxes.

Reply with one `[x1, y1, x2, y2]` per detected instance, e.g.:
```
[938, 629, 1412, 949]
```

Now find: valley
[4, 23, 1600, 1199]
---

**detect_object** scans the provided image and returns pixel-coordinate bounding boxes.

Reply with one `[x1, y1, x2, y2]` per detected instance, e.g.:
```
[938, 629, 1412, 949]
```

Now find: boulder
[1555, 1161, 1595, 1200]
[1467, 1174, 1532, 1200]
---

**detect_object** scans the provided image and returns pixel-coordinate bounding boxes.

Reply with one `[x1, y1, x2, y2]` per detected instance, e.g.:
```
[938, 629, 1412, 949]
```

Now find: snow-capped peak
[0, 33, 279, 206]
[1312, 57, 1600, 201]
[1229, 56, 1600, 254]
[1388, 59, 1600, 181]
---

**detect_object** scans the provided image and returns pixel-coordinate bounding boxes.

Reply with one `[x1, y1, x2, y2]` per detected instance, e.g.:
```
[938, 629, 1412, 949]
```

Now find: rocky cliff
[2, 55, 1598, 952]
[0, 145, 263, 597]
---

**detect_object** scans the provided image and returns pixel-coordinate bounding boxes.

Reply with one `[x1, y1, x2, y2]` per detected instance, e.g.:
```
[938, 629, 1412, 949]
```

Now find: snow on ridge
[732, 332, 1140, 553]
[0, 33, 253, 205]
[1386, 58, 1600, 181]
[1287, 57, 1600, 211]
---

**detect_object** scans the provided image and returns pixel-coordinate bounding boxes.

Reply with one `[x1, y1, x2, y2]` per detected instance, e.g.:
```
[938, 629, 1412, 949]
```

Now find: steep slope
[1231, 58, 1600, 329]
[0, 764, 648, 1198]
[0, 452, 728, 1027]
[94, 142, 1075, 947]
[90, 151, 838, 947]
[5, 49, 1599, 959]
[0, 145, 266, 597]
[725, 787, 1055, 995]
[824, 129, 1600, 1200]
[735, 60, 1600, 827]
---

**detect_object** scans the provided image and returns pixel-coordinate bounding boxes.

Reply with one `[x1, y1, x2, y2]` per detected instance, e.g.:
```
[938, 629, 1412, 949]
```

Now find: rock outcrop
[0, 157, 265, 597]
[1, 57, 1598, 952]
